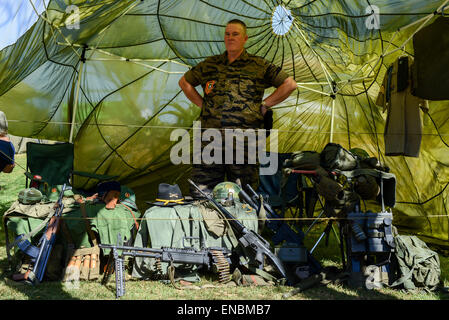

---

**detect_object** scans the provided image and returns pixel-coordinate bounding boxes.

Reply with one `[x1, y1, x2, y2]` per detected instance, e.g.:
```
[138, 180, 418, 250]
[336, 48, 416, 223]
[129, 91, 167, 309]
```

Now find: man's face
[224, 23, 248, 53]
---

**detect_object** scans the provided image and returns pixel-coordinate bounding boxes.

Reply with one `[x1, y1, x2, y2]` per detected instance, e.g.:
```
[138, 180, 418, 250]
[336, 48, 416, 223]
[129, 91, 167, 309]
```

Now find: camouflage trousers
[189, 135, 260, 198]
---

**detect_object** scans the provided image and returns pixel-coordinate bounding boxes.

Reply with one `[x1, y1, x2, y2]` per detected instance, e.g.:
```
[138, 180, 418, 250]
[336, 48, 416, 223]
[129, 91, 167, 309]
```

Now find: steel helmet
[18, 187, 43, 205]
[212, 182, 242, 205]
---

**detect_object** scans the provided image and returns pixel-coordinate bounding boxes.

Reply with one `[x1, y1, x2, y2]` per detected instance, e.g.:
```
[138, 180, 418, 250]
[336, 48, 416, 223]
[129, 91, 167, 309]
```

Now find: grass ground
[0, 154, 448, 300]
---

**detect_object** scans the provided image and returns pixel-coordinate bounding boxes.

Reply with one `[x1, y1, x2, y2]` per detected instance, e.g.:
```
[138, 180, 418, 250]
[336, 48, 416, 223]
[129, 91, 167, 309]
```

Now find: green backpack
[390, 235, 441, 292]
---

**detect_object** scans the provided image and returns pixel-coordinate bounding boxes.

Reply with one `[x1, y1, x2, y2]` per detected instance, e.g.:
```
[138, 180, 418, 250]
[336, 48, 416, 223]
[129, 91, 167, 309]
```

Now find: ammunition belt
[211, 249, 231, 283]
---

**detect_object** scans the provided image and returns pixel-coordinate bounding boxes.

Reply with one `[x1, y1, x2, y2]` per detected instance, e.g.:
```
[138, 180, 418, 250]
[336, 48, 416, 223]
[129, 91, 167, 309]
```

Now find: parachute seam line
[291, 22, 341, 83]
[290, 18, 334, 93]
[36, 20, 85, 136]
[126, 12, 227, 28]
[200, 0, 265, 20]
[336, 10, 389, 95]
[89, 38, 165, 50]
[33, 66, 79, 137]
[0, 24, 65, 98]
[284, 33, 296, 80]
[156, 0, 189, 66]
[340, 93, 351, 149]
[92, 106, 137, 171]
[28, 0, 82, 60]
[240, 0, 271, 15]
[337, 57, 384, 99]
[90, 47, 190, 69]
[289, 31, 323, 87]
[84, 1, 143, 63]
[267, 34, 281, 63]
[298, 20, 383, 46]
[254, 31, 276, 58]
[81, 84, 183, 188]
[295, 0, 319, 10]
[397, 182, 449, 206]
[280, 33, 285, 70]
[76, 62, 166, 187]
[362, 80, 383, 164]
[426, 113, 449, 149]
[197, 0, 267, 21]
[245, 25, 274, 51]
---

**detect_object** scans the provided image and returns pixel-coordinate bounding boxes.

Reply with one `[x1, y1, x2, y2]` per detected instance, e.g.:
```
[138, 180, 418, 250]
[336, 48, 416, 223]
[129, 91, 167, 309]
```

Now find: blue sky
[0, 0, 48, 50]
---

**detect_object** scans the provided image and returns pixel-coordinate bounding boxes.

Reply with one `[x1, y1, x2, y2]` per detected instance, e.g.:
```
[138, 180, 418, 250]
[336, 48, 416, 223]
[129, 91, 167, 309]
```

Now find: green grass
[0, 153, 448, 300]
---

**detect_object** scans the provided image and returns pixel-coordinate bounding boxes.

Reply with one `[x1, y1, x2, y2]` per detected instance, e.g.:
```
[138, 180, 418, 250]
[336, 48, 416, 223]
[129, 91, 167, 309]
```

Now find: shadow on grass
[0, 253, 80, 300]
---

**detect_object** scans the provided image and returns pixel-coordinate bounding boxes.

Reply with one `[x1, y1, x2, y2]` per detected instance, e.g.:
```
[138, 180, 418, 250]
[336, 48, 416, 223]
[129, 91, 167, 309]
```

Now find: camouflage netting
[0, 0, 448, 250]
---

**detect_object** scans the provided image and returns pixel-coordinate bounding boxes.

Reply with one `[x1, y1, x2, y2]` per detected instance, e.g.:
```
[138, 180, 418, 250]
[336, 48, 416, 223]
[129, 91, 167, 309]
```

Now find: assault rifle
[240, 184, 322, 273]
[99, 235, 233, 298]
[188, 179, 291, 284]
[12, 184, 69, 284]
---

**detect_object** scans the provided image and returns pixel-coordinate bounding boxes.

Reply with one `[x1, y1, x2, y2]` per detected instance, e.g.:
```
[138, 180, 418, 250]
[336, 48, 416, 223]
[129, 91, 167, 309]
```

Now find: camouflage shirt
[184, 49, 289, 129]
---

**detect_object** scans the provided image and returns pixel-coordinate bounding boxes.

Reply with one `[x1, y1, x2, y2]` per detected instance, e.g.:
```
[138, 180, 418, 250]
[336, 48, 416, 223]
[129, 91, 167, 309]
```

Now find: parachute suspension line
[329, 98, 335, 143]
[69, 46, 87, 143]
[336, 30, 400, 95]
[296, 84, 331, 97]
[89, 58, 185, 75]
[293, 20, 334, 89]
[329, 81, 338, 143]
[277, 4, 335, 90]
[59, 44, 191, 71]
[363, 80, 384, 167]
[27, 0, 82, 61]
[85, 0, 142, 62]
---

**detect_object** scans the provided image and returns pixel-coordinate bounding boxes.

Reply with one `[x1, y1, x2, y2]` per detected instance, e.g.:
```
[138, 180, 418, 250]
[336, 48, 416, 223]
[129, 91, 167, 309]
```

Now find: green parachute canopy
[1, 0, 448, 250]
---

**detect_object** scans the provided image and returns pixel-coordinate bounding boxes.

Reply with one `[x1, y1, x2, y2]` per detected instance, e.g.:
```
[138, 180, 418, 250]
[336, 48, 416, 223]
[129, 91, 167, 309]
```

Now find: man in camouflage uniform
[179, 19, 297, 198]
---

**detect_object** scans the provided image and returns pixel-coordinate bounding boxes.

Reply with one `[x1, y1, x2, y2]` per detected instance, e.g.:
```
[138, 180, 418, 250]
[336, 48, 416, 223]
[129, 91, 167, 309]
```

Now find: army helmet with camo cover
[212, 181, 242, 206]
[18, 187, 43, 205]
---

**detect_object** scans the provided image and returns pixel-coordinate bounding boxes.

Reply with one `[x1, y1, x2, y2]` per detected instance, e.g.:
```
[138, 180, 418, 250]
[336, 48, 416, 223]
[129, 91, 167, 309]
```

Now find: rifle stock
[12, 184, 69, 284]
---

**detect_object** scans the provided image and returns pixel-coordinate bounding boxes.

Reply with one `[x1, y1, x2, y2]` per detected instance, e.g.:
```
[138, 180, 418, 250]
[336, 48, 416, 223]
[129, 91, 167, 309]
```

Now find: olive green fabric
[1, 1, 449, 250]
[131, 201, 258, 279]
[4, 199, 140, 253]
[89, 202, 141, 254]
[26, 142, 74, 187]
[391, 235, 441, 291]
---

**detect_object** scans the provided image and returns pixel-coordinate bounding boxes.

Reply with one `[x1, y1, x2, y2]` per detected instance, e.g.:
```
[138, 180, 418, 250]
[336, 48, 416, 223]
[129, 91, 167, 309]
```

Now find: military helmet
[212, 182, 242, 205]
[18, 188, 43, 205]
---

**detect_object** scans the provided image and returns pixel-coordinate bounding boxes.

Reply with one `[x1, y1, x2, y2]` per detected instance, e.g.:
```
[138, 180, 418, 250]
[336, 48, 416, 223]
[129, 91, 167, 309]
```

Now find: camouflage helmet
[212, 182, 242, 205]
[18, 188, 43, 205]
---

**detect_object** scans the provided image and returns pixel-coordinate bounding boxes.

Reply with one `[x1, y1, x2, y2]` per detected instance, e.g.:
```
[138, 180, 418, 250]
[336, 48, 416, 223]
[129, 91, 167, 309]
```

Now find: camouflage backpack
[390, 235, 441, 292]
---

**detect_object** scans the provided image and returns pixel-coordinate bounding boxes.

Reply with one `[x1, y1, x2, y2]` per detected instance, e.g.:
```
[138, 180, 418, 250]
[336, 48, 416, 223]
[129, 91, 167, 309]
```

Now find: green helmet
[18, 188, 43, 205]
[212, 182, 242, 205]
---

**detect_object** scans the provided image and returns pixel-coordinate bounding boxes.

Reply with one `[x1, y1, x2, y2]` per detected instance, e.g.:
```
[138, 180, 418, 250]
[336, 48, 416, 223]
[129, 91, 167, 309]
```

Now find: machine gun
[99, 235, 233, 298]
[12, 184, 69, 284]
[239, 184, 305, 245]
[188, 179, 291, 284]
[239, 184, 322, 274]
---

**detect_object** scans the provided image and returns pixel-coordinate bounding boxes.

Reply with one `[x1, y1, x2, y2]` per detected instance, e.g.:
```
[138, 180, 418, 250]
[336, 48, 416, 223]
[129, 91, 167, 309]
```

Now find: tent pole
[330, 99, 335, 143]
[69, 47, 86, 143]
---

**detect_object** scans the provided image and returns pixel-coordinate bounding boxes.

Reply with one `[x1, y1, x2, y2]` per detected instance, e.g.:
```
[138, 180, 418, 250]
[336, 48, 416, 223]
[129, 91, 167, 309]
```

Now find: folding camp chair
[4, 142, 117, 265]
[25, 142, 74, 190]
[25, 141, 117, 191]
